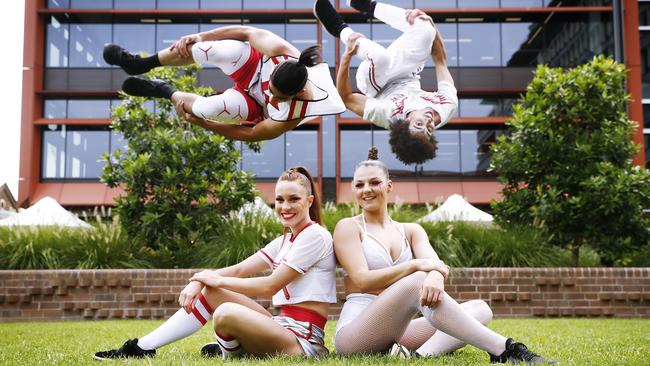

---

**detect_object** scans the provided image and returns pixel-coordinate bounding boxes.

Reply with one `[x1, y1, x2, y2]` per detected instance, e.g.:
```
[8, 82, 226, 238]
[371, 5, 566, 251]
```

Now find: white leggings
[189, 40, 262, 122]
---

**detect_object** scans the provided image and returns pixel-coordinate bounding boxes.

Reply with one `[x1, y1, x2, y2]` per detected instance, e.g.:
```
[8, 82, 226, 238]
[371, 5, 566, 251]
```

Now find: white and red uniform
[190, 40, 345, 125]
[346, 13, 458, 128]
[255, 222, 336, 356]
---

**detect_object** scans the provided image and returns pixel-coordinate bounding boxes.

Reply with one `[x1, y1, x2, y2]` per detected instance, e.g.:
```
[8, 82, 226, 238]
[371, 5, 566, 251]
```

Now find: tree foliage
[102, 64, 259, 266]
[490, 55, 650, 266]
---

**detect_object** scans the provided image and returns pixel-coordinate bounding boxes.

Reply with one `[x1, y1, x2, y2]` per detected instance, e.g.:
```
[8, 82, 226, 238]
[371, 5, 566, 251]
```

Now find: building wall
[1, 268, 649, 321]
[20, 0, 644, 207]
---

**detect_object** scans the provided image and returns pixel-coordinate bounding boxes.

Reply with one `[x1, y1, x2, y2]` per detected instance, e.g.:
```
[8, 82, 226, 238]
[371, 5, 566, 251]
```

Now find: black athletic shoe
[103, 44, 154, 75]
[346, 0, 377, 17]
[313, 0, 348, 38]
[200, 342, 222, 358]
[121, 76, 176, 99]
[490, 338, 556, 364]
[93, 339, 156, 360]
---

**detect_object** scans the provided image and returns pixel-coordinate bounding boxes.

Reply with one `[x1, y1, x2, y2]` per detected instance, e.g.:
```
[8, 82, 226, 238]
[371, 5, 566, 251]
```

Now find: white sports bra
[355, 214, 413, 270]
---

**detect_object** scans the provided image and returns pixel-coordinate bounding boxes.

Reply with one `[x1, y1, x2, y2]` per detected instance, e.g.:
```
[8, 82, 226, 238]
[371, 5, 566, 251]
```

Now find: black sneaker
[121, 76, 176, 99]
[93, 339, 156, 360]
[313, 0, 348, 38]
[490, 338, 556, 365]
[104, 44, 154, 75]
[200, 342, 222, 358]
[346, 0, 377, 17]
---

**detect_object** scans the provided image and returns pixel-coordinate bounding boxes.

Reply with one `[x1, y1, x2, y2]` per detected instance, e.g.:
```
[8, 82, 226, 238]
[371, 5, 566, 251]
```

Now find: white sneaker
[389, 343, 412, 358]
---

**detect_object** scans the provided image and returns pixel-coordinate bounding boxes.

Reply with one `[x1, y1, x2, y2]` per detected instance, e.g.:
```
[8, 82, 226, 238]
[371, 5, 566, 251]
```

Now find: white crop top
[356, 215, 413, 270]
[256, 222, 337, 306]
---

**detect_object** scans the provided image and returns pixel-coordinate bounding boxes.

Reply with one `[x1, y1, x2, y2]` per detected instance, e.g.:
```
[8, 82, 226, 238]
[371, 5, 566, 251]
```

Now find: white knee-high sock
[373, 2, 409, 33]
[137, 294, 214, 350]
[421, 293, 507, 356]
[417, 300, 494, 356]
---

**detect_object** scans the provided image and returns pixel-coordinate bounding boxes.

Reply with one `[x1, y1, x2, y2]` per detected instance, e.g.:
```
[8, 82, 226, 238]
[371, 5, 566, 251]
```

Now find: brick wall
[1, 268, 648, 322]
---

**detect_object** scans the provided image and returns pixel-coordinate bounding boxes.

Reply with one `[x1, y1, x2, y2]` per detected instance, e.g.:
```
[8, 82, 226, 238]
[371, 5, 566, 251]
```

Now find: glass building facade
[19, 0, 645, 206]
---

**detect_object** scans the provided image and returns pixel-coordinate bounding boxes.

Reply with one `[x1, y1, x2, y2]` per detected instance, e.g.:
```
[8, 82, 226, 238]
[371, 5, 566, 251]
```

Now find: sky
[0, 1, 25, 200]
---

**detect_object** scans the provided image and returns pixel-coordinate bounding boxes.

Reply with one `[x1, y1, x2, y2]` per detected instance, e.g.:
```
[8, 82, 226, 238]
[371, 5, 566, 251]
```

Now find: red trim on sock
[191, 303, 207, 325]
[216, 331, 235, 342]
[280, 305, 327, 329]
[197, 294, 213, 314]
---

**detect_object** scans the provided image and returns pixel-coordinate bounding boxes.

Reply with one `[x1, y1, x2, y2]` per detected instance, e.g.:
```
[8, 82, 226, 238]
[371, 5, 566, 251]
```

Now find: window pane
[286, 130, 318, 177]
[201, 0, 241, 9]
[501, 23, 537, 67]
[436, 23, 458, 67]
[371, 23, 401, 51]
[458, 23, 500, 67]
[420, 130, 460, 174]
[640, 3, 650, 27]
[322, 31, 337, 66]
[114, 0, 156, 8]
[640, 32, 650, 99]
[542, 15, 613, 67]
[645, 134, 650, 169]
[65, 131, 109, 178]
[372, 130, 413, 174]
[157, 0, 198, 8]
[644, 105, 650, 130]
[242, 136, 285, 178]
[322, 115, 336, 178]
[248, 23, 285, 39]
[110, 131, 128, 154]
[244, 0, 284, 9]
[460, 130, 501, 175]
[114, 24, 156, 57]
[46, 18, 69, 67]
[500, 0, 543, 7]
[48, 0, 70, 8]
[340, 130, 372, 178]
[68, 100, 111, 118]
[286, 0, 313, 8]
[44, 100, 67, 119]
[69, 24, 111, 67]
[70, 0, 112, 8]
[286, 24, 318, 53]
[157, 24, 199, 52]
[414, 0, 456, 8]
[458, 0, 498, 7]
[459, 99, 500, 118]
[42, 126, 67, 179]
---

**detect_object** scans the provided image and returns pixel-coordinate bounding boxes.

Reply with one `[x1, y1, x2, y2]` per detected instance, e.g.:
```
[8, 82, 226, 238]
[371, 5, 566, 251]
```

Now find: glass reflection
[42, 125, 67, 179]
[69, 24, 111, 67]
[286, 130, 318, 177]
[114, 0, 156, 8]
[113, 24, 156, 57]
[460, 130, 502, 175]
[70, 0, 111, 8]
[459, 99, 500, 118]
[458, 23, 500, 67]
[65, 130, 109, 178]
[244, 0, 283, 9]
[201, 0, 241, 8]
[157, 24, 199, 53]
[340, 129, 372, 178]
[321, 115, 336, 178]
[641, 32, 650, 99]
[44, 100, 67, 119]
[286, 24, 318, 53]
[157, 0, 198, 8]
[242, 135, 284, 178]
[46, 18, 69, 67]
[420, 130, 460, 175]
[68, 100, 111, 119]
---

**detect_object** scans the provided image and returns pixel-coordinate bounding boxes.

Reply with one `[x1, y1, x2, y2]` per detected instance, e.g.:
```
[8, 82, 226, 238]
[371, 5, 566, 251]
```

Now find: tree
[490, 55, 650, 266]
[102, 64, 259, 267]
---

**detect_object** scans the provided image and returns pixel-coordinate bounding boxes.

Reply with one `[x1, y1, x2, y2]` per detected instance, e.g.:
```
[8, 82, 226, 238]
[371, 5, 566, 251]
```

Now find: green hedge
[0, 205, 639, 269]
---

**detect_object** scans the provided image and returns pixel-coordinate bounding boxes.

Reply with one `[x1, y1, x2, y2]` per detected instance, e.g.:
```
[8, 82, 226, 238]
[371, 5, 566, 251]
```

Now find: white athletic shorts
[335, 293, 377, 337]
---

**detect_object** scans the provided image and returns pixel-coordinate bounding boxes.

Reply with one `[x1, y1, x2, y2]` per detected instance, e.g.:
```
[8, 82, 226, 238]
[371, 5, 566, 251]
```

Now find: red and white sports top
[256, 222, 337, 306]
[363, 79, 458, 129]
[246, 55, 345, 124]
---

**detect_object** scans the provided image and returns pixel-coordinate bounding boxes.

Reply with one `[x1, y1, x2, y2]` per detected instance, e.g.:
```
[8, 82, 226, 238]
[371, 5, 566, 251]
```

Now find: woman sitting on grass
[333, 147, 553, 364]
[94, 166, 336, 360]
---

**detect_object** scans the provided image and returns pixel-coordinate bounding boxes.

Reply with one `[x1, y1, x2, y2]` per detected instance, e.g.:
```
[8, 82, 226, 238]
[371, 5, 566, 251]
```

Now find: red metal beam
[623, 0, 645, 166]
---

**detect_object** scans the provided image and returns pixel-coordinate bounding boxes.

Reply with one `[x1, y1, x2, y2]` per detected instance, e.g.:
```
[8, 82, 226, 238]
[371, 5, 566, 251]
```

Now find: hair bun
[298, 45, 322, 67]
[368, 146, 379, 160]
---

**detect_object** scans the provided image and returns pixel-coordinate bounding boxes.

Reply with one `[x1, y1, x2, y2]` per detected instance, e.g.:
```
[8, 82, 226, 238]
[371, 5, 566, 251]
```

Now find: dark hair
[354, 147, 389, 179]
[270, 45, 322, 97]
[388, 120, 437, 165]
[278, 166, 322, 225]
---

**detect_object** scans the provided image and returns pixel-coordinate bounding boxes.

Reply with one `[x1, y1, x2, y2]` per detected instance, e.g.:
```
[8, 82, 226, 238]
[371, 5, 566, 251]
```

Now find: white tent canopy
[0, 197, 92, 228]
[420, 194, 493, 223]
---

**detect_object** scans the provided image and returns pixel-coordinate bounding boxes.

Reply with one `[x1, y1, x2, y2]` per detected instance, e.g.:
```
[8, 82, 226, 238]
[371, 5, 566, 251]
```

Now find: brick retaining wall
[1, 268, 648, 322]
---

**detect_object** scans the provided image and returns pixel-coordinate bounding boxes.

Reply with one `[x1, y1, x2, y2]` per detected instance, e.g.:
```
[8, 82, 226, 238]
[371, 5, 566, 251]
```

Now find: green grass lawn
[1, 319, 648, 365]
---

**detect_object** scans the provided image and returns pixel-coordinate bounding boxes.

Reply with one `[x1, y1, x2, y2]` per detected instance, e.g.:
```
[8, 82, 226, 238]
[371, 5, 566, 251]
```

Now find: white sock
[374, 2, 409, 33]
[420, 293, 507, 356]
[216, 332, 243, 359]
[137, 294, 214, 350]
[340, 27, 354, 44]
[416, 300, 494, 356]
[339, 26, 388, 63]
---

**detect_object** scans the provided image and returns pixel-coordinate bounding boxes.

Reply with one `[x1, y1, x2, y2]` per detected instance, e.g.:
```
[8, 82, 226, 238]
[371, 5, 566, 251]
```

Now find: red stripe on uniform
[289, 221, 315, 243]
[299, 100, 309, 118]
[287, 100, 297, 120]
[283, 287, 290, 300]
[271, 57, 280, 65]
[258, 249, 275, 265]
[229, 46, 262, 90]
[368, 57, 381, 93]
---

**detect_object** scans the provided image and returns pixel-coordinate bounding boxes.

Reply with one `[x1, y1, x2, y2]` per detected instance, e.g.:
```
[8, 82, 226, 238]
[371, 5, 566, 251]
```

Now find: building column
[623, 0, 646, 166]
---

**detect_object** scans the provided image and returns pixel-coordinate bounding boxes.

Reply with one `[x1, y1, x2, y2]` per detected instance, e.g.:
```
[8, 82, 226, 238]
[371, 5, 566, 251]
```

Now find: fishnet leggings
[335, 272, 505, 356]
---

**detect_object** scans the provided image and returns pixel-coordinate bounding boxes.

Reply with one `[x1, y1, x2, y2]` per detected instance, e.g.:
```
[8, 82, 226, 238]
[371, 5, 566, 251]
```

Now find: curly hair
[388, 120, 437, 165]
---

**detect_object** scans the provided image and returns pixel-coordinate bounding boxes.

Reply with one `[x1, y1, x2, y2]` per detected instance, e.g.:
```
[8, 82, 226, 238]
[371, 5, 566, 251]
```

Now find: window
[46, 17, 69, 67]
[241, 135, 285, 178]
[340, 129, 372, 178]
[420, 130, 461, 175]
[42, 125, 67, 179]
[65, 130, 109, 179]
[44, 100, 67, 119]
[460, 129, 503, 175]
[69, 24, 111, 67]
[156, 24, 199, 53]
[113, 24, 156, 58]
[243, 0, 283, 9]
[114, 0, 156, 8]
[321, 115, 336, 178]
[70, 0, 111, 8]
[458, 23, 501, 67]
[285, 129, 318, 176]
[501, 23, 537, 67]
[459, 99, 500, 118]
[157, 0, 198, 8]
[286, 23, 318, 53]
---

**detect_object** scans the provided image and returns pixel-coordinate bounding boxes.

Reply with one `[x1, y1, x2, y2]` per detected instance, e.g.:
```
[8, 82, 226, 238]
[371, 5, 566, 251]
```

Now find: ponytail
[270, 45, 322, 97]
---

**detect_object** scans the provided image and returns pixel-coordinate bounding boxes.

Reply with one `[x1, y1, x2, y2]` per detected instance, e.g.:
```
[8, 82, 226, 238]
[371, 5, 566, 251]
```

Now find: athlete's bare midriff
[291, 301, 330, 319]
